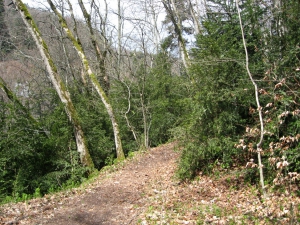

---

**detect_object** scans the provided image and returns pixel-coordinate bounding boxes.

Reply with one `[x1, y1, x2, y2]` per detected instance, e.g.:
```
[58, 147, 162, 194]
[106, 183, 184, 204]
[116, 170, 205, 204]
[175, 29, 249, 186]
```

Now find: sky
[21, 0, 130, 40]
[22, 0, 112, 18]
[22, 0, 60, 9]
[20, 0, 167, 53]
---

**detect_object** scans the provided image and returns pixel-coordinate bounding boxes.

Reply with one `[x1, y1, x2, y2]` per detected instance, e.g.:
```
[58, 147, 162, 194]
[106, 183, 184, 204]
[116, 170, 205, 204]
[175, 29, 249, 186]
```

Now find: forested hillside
[0, 0, 299, 205]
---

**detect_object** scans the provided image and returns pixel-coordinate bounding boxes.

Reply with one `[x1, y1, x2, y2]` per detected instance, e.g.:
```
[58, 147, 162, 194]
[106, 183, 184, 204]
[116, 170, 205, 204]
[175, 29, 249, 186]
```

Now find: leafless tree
[162, 0, 190, 69]
[236, 0, 266, 197]
[12, 0, 94, 169]
[46, 0, 125, 160]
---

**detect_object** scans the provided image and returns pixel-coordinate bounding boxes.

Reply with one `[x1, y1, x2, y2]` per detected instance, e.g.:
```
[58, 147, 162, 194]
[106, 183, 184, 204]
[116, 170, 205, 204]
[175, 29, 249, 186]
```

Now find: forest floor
[1, 142, 299, 225]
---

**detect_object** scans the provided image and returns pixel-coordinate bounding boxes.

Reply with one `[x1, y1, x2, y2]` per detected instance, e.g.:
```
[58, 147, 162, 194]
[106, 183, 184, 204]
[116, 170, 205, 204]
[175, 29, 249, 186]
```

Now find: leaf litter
[0, 142, 299, 224]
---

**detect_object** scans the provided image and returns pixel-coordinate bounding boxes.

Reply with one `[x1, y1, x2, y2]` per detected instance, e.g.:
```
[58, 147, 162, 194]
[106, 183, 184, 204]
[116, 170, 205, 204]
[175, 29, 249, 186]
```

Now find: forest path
[1, 142, 180, 225]
[2, 142, 299, 224]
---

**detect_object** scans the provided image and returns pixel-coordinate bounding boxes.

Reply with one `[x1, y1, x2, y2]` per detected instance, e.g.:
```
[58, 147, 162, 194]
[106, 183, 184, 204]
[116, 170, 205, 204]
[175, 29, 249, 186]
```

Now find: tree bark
[122, 80, 138, 142]
[0, 76, 37, 124]
[236, 0, 266, 197]
[77, 0, 110, 93]
[162, 0, 190, 69]
[188, 0, 201, 35]
[12, 0, 94, 169]
[0, 0, 15, 59]
[47, 0, 125, 160]
[117, 0, 122, 79]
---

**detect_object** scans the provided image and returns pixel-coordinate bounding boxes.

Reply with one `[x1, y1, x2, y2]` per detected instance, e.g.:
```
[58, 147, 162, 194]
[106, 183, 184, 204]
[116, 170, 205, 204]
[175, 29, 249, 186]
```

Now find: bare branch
[236, 0, 266, 197]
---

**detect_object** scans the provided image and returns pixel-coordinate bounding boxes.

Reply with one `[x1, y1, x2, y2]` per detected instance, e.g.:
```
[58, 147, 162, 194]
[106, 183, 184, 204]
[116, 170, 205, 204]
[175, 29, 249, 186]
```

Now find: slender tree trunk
[0, 76, 37, 124]
[47, 0, 125, 160]
[188, 0, 201, 35]
[12, 0, 94, 169]
[272, 0, 285, 36]
[77, 0, 110, 93]
[140, 28, 151, 149]
[162, 0, 190, 69]
[0, 0, 15, 59]
[236, 0, 266, 197]
[144, 0, 161, 53]
[122, 80, 137, 142]
[140, 93, 149, 148]
[117, 0, 122, 80]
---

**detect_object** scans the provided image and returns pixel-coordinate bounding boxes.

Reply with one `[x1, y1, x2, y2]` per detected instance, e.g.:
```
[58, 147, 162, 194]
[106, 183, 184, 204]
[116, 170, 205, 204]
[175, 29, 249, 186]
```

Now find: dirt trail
[2, 142, 300, 224]
[0, 142, 179, 225]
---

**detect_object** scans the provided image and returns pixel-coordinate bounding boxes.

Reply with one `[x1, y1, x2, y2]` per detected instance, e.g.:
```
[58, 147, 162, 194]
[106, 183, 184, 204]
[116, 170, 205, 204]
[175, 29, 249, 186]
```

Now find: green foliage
[146, 53, 186, 146]
[0, 88, 114, 200]
[72, 90, 115, 170]
[111, 51, 186, 150]
[239, 0, 300, 185]
[176, 0, 266, 180]
[0, 90, 89, 202]
[1, 0, 299, 204]
[176, 0, 300, 185]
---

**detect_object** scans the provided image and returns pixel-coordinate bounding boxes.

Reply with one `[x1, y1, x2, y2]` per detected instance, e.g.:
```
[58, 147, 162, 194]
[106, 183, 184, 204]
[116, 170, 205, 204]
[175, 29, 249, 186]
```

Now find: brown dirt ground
[0, 142, 180, 225]
[1, 142, 300, 224]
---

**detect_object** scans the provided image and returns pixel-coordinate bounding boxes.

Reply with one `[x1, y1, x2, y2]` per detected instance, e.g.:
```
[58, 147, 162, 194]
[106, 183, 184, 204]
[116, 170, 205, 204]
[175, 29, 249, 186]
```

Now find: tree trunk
[47, 0, 125, 160]
[117, 0, 122, 79]
[188, 0, 201, 35]
[0, 0, 15, 59]
[0, 76, 37, 124]
[162, 0, 190, 69]
[77, 0, 110, 93]
[236, 0, 266, 197]
[12, 0, 94, 169]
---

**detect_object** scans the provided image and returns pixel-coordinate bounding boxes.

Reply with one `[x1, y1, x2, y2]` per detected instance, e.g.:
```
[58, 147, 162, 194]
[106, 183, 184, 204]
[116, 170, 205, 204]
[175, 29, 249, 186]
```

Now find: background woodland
[0, 0, 299, 202]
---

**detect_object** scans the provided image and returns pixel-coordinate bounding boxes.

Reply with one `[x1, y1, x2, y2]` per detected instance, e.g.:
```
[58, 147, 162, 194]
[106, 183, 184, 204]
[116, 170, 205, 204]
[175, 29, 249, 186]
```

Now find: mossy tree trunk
[0, 0, 15, 59]
[162, 0, 190, 69]
[187, 0, 201, 35]
[12, 0, 94, 169]
[77, 0, 110, 93]
[47, 0, 125, 160]
[0, 76, 37, 124]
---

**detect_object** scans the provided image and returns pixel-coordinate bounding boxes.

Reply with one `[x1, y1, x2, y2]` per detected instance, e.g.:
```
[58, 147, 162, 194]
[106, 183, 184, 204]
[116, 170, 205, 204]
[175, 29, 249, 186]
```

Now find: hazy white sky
[21, 0, 125, 35]
[22, 0, 115, 17]
[20, 0, 167, 53]
[22, 0, 63, 10]
[20, 0, 153, 26]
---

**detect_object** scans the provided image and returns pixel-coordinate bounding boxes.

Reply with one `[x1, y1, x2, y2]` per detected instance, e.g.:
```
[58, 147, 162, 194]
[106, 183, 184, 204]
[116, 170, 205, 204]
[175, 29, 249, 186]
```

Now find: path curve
[1, 142, 179, 225]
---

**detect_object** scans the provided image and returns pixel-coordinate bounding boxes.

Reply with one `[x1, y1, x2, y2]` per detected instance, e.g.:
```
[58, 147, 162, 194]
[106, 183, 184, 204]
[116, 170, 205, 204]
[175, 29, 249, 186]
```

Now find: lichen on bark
[13, 0, 94, 169]
[46, 0, 125, 160]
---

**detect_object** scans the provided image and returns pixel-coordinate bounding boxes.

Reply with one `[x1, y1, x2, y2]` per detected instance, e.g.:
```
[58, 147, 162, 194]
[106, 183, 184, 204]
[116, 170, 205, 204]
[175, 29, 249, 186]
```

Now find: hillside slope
[1, 142, 299, 224]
